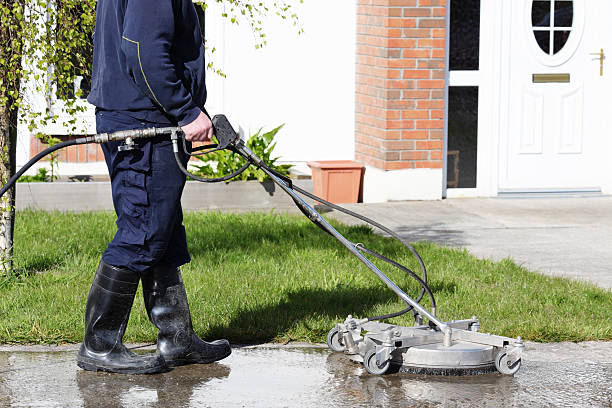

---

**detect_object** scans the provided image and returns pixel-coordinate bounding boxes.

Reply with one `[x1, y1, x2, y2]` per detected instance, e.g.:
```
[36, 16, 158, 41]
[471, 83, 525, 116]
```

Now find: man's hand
[182, 111, 214, 142]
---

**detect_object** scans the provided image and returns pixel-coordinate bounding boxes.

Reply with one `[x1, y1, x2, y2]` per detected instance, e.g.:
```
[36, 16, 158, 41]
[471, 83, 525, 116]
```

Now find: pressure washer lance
[1, 115, 525, 376]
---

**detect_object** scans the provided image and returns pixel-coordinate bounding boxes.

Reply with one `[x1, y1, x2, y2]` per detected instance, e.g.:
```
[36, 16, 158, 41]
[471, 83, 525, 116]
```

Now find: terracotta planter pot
[307, 160, 365, 204]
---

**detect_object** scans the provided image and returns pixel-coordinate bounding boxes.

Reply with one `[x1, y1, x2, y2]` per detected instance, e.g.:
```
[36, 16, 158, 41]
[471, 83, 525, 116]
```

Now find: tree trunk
[0, 104, 18, 273]
[0, 5, 21, 274]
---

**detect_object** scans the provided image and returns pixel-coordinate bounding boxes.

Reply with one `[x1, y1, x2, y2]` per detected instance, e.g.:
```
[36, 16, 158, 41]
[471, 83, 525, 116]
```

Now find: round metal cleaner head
[394, 341, 497, 376]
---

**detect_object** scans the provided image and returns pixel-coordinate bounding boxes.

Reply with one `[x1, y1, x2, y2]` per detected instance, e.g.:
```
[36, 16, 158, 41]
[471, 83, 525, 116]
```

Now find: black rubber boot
[142, 264, 231, 367]
[77, 260, 169, 374]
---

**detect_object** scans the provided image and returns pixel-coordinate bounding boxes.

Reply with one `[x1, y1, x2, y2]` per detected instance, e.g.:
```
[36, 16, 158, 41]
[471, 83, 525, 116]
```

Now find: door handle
[590, 49, 604, 76]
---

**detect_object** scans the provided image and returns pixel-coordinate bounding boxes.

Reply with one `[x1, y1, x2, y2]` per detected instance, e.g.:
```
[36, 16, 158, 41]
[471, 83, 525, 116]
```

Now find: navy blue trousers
[97, 110, 191, 273]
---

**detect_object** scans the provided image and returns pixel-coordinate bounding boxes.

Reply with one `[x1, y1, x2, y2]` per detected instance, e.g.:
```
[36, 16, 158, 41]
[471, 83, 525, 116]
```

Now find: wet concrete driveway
[0, 343, 610, 407]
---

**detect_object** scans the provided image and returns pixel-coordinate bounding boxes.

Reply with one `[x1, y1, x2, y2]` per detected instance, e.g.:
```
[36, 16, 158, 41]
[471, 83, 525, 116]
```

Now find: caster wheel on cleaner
[495, 351, 521, 375]
[326, 328, 345, 353]
[363, 348, 390, 375]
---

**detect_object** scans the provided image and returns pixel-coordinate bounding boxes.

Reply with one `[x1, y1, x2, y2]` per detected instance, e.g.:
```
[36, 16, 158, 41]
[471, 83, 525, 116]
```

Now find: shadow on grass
[189, 222, 347, 252]
[427, 280, 458, 296]
[16, 255, 62, 274]
[204, 285, 410, 344]
[186, 217, 420, 266]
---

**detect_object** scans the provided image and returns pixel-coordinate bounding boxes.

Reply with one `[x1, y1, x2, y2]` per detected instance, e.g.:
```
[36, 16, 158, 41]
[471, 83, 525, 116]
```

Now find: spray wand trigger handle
[211, 114, 240, 149]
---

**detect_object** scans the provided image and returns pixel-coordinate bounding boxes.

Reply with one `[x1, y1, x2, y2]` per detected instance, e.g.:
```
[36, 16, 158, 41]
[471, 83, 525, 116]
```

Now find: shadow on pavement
[394, 224, 466, 247]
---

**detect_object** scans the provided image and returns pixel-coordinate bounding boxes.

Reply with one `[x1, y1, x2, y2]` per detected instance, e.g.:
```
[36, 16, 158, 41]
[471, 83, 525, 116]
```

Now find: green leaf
[190, 124, 291, 182]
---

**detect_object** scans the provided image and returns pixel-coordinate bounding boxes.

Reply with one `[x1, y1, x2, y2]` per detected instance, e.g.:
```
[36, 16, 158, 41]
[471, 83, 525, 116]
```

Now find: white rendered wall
[17, 1, 357, 175]
[16, 2, 96, 171]
[204, 0, 357, 164]
[362, 167, 443, 202]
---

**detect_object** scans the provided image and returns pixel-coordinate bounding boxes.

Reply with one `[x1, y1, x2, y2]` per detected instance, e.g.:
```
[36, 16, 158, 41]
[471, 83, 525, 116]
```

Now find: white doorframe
[481, 0, 510, 197]
[445, 0, 505, 198]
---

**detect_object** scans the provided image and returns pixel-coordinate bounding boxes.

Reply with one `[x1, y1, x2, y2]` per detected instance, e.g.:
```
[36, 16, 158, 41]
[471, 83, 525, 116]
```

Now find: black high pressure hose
[0, 127, 180, 199]
[0, 139, 79, 198]
[1, 120, 437, 324]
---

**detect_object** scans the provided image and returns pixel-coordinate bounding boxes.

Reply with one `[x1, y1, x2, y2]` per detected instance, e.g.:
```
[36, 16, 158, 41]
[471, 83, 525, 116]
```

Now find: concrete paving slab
[0, 342, 609, 407]
[327, 196, 612, 289]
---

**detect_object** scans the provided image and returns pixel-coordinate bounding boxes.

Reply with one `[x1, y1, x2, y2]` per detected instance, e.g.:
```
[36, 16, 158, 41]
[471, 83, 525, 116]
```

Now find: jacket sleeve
[120, 0, 201, 126]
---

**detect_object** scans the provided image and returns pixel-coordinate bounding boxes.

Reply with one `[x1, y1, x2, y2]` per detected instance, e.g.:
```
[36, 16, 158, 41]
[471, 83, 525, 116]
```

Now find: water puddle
[0, 346, 609, 407]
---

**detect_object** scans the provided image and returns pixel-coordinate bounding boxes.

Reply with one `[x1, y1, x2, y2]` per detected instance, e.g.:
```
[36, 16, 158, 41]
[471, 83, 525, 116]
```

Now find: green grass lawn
[1, 210, 610, 345]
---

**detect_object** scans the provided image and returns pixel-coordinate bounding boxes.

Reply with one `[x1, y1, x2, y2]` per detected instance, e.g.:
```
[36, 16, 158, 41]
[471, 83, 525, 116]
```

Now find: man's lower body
[77, 111, 230, 374]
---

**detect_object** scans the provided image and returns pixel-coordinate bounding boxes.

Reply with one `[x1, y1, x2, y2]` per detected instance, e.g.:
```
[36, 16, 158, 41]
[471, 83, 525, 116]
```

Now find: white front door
[499, 0, 611, 192]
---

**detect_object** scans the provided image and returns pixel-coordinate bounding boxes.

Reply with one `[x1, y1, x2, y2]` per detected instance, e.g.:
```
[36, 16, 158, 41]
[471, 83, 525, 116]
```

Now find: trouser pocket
[116, 170, 149, 245]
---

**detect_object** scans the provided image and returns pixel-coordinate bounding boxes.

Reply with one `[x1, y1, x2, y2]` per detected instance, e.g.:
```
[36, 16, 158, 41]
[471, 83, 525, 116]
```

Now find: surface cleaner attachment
[0, 114, 525, 376]
[327, 316, 524, 376]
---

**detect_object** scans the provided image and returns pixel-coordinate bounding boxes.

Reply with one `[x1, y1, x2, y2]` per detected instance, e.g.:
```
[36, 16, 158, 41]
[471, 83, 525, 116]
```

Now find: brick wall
[30, 136, 104, 163]
[355, 0, 446, 171]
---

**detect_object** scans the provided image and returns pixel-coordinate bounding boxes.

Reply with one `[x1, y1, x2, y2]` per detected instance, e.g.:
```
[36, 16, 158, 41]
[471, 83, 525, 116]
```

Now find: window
[447, 0, 480, 189]
[532, 0, 573, 55]
[449, 0, 480, 71]
[447, 87, 478, 188]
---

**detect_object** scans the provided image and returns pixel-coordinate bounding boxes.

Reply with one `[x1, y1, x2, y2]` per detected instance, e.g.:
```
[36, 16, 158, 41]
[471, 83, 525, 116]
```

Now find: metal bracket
[375, 344, 394, 367]
[339, 315, 365, 355]
[117, 136, 135, 152]
[505, 337, 525, 365]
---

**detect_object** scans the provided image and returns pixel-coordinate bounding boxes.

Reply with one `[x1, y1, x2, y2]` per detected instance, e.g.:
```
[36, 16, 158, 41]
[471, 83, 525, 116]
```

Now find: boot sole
[77, 358, 169, 375]
[165, 348, 232, 368]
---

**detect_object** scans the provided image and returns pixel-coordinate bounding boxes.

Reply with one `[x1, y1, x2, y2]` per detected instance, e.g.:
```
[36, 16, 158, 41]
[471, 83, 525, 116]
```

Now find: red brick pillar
[355, 0, 446, 177]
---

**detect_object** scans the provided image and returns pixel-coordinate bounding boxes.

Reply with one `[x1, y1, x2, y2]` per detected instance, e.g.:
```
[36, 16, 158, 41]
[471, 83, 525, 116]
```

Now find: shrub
[190, 125, 292, 182]
[18, 168, 51, 183]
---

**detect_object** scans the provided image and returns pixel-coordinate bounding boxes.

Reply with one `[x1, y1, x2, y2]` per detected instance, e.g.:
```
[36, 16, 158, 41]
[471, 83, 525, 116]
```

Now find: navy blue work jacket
[88, 0, 207, 127]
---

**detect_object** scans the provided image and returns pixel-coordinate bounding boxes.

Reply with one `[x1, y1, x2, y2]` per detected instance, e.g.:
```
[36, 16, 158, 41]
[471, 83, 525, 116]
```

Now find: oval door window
[532, 0, 573, 55]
